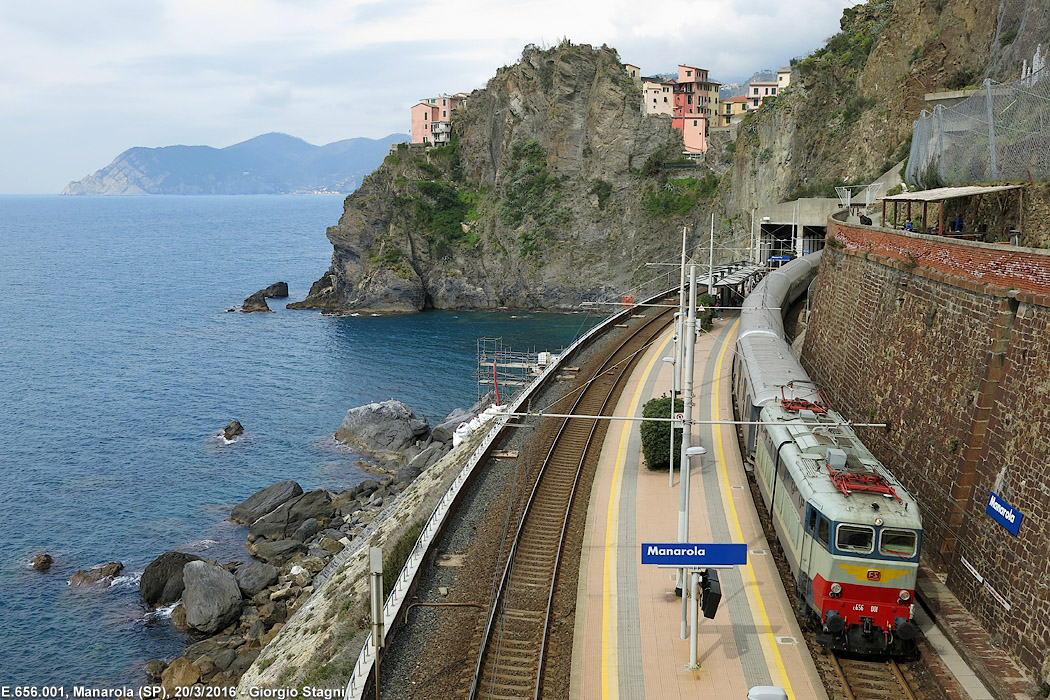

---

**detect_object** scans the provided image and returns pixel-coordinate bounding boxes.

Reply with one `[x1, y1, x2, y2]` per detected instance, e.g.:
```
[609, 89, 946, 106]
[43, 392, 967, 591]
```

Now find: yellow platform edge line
[601, 332, 673, 700]
[711, 319, 796, 699]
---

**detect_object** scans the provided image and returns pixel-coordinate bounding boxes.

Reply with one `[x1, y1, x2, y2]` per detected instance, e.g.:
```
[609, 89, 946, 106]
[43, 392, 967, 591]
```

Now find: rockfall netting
[905, 63, 1050, 188]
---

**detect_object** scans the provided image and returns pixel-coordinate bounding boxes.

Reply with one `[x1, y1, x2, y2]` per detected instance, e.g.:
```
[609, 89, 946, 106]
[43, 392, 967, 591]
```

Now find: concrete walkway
[570, 316, 827, 700]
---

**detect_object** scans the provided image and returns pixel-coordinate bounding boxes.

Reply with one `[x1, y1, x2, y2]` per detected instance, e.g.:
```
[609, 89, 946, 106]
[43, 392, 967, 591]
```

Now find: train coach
[732, 252, 922, 657]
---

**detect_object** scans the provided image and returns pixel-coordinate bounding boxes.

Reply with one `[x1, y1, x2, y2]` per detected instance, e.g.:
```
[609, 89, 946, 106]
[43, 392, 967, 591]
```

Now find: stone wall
[801, 220, 1050, 681]
[1021, 183, 1050, 248]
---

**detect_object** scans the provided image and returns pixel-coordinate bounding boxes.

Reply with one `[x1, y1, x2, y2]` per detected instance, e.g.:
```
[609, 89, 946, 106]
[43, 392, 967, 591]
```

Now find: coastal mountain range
[62, 132, 408, 195]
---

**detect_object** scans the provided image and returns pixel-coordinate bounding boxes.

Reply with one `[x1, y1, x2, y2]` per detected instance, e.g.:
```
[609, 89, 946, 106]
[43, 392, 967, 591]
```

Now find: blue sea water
[0, 195, 598, 687]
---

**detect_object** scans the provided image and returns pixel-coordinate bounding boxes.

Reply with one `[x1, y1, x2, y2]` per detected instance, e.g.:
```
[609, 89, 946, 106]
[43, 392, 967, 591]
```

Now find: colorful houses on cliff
[409, 62, 794, 153]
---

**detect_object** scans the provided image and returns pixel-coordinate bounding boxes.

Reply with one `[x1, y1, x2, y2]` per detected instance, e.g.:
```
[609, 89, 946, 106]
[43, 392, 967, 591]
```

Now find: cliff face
[290, 44, 723, 313]
[727, 0, 1041, 213]
[295, 0, 1039, 315]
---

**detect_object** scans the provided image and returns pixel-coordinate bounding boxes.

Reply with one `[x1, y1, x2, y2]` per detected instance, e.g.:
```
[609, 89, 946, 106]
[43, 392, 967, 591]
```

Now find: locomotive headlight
[830, 583, 842, 597]
[874, 517, 884, 526]
[898, 589, 911, 602]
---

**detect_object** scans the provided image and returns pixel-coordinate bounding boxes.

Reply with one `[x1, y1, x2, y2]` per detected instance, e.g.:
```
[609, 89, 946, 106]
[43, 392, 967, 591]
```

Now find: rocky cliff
[726, 0, 1042, 213]
[293, 0, 1042, 314]
[289, 44, 727, 314]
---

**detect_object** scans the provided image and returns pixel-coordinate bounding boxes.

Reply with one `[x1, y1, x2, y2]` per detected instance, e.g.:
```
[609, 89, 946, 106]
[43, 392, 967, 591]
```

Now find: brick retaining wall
[802, 220, 1050, 683]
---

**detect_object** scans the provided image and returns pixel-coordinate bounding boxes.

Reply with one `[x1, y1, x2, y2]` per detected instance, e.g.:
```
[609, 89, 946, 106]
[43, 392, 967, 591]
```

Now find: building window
[752, 99, 759, 107]
[443, 110, 447, 117]
[424, 124, 428, 130]
[442, 99, 446, 106]
[771, 87, 776, 94]
[693, 120, 698, 126]
[686, 70, 692, 77]
[663, 97, 668, 102]
[424, 113, 427, 119]
[753, 87, 759, 95]
[687, 95, 692, 104]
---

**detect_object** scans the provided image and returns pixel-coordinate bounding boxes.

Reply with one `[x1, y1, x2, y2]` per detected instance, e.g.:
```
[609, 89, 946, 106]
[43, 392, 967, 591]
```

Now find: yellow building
[720, 96, 749, 125]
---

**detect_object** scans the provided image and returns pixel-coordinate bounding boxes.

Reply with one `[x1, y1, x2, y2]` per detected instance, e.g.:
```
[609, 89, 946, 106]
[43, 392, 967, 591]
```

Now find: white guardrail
[343, 292, 666, 699]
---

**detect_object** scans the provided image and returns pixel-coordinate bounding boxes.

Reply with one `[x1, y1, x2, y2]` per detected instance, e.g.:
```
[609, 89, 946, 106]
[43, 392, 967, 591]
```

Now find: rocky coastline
[133, 397, 485, 691]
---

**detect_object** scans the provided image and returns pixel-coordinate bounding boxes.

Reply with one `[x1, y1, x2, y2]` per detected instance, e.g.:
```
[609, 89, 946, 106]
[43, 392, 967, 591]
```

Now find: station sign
[985, 491, 1023, 536]
[641, 543, 747, 567]
[769, 255, 791, 262]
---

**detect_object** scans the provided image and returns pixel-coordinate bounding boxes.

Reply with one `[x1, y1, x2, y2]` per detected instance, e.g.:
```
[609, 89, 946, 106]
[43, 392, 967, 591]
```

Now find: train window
[879, 529, 917, 557]
[817, 517, 830, 547]
[807, 508, 817, 533]
[836, 524, 875, 554]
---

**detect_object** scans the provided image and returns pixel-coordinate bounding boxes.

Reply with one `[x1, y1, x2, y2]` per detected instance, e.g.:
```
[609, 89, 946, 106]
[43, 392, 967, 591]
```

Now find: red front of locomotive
[813, 574, 918, 655]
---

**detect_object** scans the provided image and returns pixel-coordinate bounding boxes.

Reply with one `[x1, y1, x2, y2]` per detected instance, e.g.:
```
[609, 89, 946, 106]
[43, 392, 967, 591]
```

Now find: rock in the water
[334, 399, 431, 461]
[248, 489, 334, 541]
[260, 282, 289, 298]
[70, 561, 124, 587]
[250, 539, 304, 566]
[231, 481, 304, 525]
[144, 659, 167, 682]
[222, 420, 244, 440]
[32, 553, 53, 571]
[235, 561, 278, 597]
[241, 282, 288, 313]
[241, 291, 271, 313]
[182, 561, 243, 635]
[141, 551, 203, 607]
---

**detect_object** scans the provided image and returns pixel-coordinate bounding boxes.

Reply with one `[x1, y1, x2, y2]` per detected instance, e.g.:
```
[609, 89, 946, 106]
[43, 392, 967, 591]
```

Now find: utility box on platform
[701, 568, 722, 619]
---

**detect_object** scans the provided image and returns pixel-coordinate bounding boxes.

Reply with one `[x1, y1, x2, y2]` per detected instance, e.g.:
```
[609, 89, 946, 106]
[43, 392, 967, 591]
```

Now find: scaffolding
[476, 338, 559, 403]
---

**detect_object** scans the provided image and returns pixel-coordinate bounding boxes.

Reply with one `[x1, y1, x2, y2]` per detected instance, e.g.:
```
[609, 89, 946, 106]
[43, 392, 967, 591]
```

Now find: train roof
[760, 401, 922, 530]
[735, 334, 814, 407]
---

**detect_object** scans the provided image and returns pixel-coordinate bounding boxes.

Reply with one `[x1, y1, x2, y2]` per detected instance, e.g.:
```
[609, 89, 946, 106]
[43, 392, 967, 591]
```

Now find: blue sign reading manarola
[986, 491, 1023, 536]
[641, 543, 748, 567]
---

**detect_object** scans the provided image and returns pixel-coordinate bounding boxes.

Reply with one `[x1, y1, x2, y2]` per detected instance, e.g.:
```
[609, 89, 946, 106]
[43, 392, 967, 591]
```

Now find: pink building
[671, 65, 720, 153]
[746, 79, 778, 109]
[410, 94, 465, 145]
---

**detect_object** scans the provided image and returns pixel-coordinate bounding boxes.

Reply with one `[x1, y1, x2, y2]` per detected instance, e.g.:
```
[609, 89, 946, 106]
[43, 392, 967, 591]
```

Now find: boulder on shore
[231, 481, 304, 525]
[141, 551, 203, 607]
[223, 420, 244, 440]
[334, 399, 430, 462]
[32, 553, 53, 571]
[182, 561, 243, 634]
[235, 561, 278, 597]
[248, 489, 334, 541]
[250, 538, 304, 566]
[70, 561, 124, 587]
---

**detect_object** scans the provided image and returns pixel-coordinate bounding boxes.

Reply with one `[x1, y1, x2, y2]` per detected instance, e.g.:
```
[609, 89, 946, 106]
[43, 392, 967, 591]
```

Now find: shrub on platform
[640, 395, 684, 471]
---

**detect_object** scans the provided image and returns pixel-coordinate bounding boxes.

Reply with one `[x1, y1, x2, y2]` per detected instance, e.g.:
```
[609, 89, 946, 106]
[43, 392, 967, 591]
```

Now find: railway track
[468, 300, 676, 700]
[828, 654, 920, 700]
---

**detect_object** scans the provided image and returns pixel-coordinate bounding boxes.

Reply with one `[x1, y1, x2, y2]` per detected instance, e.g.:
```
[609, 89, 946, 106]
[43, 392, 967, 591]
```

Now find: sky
[0, 0, 857, 194]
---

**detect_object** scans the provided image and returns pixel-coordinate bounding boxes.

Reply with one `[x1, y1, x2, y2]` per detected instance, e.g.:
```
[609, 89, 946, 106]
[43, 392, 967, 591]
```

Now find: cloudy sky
[0, 0, 856, 194]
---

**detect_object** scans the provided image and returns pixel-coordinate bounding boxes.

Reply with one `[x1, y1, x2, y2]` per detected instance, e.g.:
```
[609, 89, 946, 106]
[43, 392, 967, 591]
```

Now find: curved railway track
[468, 299, 676, 700]
[828, 654, 920, 700]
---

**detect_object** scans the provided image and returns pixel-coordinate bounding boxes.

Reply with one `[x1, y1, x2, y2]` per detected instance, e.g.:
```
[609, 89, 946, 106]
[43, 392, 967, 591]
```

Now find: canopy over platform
[883, 184, 1022, 203]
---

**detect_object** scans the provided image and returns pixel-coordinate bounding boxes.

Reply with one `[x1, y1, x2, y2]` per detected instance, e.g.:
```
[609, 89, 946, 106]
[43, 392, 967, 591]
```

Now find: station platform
[569, 317, 828, 700]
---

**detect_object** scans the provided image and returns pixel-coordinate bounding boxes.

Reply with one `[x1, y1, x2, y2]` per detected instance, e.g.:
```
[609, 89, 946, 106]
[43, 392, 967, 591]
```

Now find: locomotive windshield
[879, 529, 918, 557]
[836, 524, 874, 553]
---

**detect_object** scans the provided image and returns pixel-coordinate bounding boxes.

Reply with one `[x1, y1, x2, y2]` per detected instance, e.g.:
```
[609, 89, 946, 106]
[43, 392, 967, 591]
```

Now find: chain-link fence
[905, 67, 1050, 187]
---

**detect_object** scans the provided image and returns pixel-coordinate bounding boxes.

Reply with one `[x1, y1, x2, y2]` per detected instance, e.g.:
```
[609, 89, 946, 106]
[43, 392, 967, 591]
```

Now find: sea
[0, 194, 600, 687]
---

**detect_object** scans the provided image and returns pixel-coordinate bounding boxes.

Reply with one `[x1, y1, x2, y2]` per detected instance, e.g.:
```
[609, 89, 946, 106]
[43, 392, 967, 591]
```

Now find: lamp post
[662, 354, 679, 488]
[678, 264, 699, 637]
[683, 446, 707, 666]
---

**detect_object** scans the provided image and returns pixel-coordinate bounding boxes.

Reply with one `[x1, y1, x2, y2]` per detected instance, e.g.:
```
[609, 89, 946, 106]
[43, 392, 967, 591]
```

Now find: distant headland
[62, 132, 408, 195]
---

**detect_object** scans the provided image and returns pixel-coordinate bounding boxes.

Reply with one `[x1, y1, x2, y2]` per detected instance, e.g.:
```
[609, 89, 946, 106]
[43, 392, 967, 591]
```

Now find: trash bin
[1009, 230, 1021, 246]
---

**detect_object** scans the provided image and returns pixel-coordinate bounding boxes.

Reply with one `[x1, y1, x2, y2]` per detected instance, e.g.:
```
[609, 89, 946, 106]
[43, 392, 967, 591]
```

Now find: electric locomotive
[732, 252, 922, 657]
